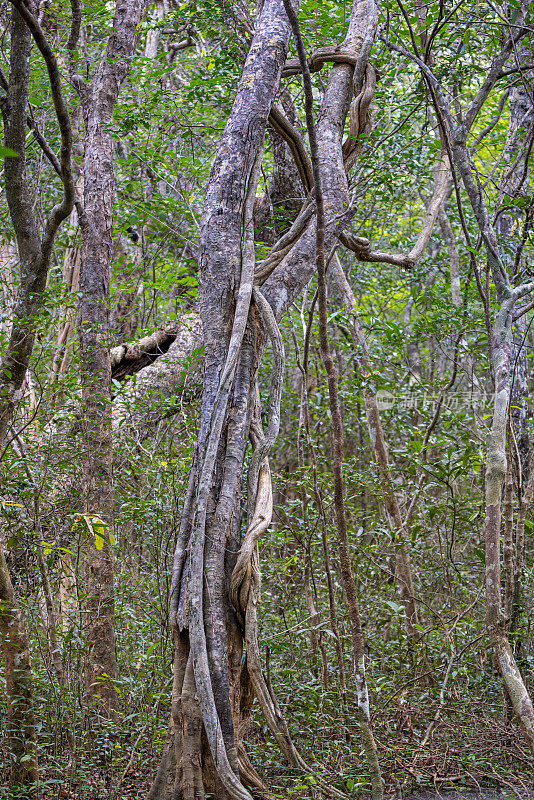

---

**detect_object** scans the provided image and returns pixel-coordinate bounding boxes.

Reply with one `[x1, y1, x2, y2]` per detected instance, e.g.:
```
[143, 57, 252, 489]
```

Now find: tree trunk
[76, 0, 148, 719]
[0, 7, 41, 447]
[0, 6, 73, 795]
[150, 0, 295, 792]
[78, 107, 119, 717]
[0, 545, 39, 798]
[483, 43, 534, 749]
[330, 255, 423, 647]
[149, 0, 381, 795]
[484, 301, 534, 752]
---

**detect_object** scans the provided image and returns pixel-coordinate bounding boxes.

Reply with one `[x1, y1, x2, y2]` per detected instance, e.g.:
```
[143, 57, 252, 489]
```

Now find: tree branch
[9, 0, 75, 255]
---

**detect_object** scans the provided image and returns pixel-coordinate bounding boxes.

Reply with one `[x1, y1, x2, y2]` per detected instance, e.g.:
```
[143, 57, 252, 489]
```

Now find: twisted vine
[255, 56, 378, 283]
[230, 292, 347, 800]
[184, 145, 264, 800]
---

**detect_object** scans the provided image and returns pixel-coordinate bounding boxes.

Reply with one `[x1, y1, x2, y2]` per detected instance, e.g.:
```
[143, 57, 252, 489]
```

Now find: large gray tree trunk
[149, 2, 295, 796]
[149, 0, 379, 796]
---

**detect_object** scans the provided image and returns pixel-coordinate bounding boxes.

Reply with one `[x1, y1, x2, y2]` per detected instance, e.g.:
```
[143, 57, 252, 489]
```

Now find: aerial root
[237, 743, 274, 798]
[231, 365, 348, 800]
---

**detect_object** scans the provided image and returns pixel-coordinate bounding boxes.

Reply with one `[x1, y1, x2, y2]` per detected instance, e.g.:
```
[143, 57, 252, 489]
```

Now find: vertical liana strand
[280, 1, 383, 796]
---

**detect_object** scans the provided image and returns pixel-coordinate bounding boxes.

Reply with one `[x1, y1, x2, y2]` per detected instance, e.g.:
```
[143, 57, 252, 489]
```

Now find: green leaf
[0, 146, 19, 158]
[77, 514, 115, 550]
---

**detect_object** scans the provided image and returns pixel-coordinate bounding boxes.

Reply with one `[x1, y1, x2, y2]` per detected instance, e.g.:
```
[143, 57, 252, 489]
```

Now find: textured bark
[0, 239, 16, 337]
[0, 7, 74, 795]
[0, 2, 73, 448]
[151, 1, 296, 796]
[0, 545, 38, 798]
[0, 10, 40, 448]
[497, 48, 533, 480]
[262, 0, 377, 320]
[480, 290, 534, 752]
[110, 324, 181, 381]
[254, 95, 306, 243]
[503, 449, 514, 620]
[77, 0, 148, 719]
[149, 0, 382, 794]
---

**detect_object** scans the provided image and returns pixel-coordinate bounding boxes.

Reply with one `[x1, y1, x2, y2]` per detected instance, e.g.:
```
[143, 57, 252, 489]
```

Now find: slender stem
[281, 1, 383, 796]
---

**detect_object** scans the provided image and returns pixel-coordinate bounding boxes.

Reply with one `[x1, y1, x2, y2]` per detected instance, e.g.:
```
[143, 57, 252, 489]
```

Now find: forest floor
[17, 705, 532, 800]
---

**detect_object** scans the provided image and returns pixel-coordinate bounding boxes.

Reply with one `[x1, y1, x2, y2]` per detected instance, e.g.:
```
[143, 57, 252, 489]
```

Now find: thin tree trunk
[0, 1, 73, 445]
[438, 203, 461, 307]
[75, 0, 148, 719]
[503, 442, 514, 620]
[294, 317, 348, 705]
[281, 1, 382, 794]
[511, 445, 534, 635]
[484, 300, 534, 752]
[0, 544, 39, 798]
[0, 239, 16, 337]
[330, 255, 423, 649]
[418, 22, 534, 750]
[0, 6, 74, 795]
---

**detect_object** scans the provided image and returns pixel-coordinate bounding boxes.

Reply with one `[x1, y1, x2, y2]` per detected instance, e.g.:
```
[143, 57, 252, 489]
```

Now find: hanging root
[230, 446, 348, 800]
[237, 742, 274, 797]
[181, 653, 205, 800]
[247, 287, 285, 521]
[282, 44, 362, 76]
[230, 292, 348, 800]
[254, 201, 314, 284]
[268, 104, 313, 192]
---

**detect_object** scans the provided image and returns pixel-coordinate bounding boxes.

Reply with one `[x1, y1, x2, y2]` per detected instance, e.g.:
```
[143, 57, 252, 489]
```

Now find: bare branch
[9, 0, 75, 255]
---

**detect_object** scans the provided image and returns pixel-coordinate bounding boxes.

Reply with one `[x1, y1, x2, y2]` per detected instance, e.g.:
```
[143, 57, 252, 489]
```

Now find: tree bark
[0, 545, 39, 798]
[0, 0, 74, 447]
[0, 6, 74, 795]
[76, 0, 148, 719]
[150, 0, 295, 795]
[149, 0, 381, 795]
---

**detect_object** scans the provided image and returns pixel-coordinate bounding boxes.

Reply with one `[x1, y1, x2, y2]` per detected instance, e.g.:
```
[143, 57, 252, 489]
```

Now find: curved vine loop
[254, 200, 314, 283]
[282, 44, 362, 76]
[268, 103, 314, 192]
[342, 63, 377, 164]
[254, 58, 377, 285]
